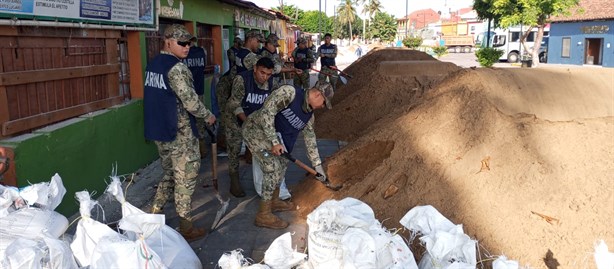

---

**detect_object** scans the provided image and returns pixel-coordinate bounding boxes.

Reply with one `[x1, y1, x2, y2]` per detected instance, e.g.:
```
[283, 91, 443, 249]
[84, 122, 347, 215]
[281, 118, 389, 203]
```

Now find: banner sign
[0, 0, 154, 26]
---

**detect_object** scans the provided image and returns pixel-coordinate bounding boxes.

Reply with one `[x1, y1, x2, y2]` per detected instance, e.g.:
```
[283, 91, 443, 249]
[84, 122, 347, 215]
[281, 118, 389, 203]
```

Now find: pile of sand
[297, 50, 614, 267]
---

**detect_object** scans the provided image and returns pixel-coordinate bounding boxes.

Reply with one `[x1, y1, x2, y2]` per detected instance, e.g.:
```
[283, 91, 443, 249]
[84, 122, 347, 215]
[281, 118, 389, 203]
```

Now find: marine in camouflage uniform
[317, 33, 339, 90]
[260, 33, 301, 87]
[292, 37, 315, 89]
[242, 81, 334, 229]
[224, 57, 275, 200]
[144, 24, 216, 241]
[219, 29, 264, 197]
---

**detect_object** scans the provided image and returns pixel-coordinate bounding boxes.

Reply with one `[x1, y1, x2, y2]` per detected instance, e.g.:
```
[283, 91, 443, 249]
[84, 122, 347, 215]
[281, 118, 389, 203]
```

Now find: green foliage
[367, 11, 396, 42]
[272, 4, 303, 23]
[473, 0, 580, 28]
[475, 48, 504, 67]
[432, 46, 448, 58]
[296, 10, 333, 34]
[337, 0, 358, 39]
[402, 37, 423, 49]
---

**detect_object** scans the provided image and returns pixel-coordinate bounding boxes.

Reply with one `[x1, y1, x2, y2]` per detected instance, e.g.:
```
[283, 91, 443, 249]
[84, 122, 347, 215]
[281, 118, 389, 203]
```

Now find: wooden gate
[0, 26, 124, 138]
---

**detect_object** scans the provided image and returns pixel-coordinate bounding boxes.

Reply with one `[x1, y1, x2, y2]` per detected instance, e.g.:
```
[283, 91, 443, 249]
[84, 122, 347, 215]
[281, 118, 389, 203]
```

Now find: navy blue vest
[319, 43, 337, 67]
[239, 70, 274, 116]
[144, 54, 198, 141]
[182, 47, 206, 95]
[274, 88, 313, 153]
[293, 48, 311, 70]
[235, 48, 252, 73]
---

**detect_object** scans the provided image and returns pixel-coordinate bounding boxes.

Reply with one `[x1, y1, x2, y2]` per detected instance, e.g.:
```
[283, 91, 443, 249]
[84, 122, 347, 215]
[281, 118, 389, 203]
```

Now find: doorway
[584, 38, 602, 65]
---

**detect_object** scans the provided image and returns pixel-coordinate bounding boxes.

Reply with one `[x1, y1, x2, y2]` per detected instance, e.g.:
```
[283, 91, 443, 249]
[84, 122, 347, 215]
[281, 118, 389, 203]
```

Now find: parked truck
[476, 25, 550, 62]
[441, 35, 475, 53]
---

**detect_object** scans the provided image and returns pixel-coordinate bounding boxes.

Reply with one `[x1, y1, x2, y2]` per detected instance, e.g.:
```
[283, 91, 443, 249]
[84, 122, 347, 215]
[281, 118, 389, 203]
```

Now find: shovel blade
[211, 198, 229, 230]
[339, 76, 348, 85]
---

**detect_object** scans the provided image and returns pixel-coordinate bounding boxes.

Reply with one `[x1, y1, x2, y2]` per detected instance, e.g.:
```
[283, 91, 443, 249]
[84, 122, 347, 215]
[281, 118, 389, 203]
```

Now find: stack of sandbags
[217, 233, 307, 269]
[0, 174, 78, 269]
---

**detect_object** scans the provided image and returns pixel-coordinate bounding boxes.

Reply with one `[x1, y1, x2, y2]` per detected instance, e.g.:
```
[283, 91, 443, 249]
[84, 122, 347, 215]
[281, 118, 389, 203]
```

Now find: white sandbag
[0, 207, 68, 239]
[368, 225, 418, 269]
[0, 185, 24, 218]
[3, 238, 44, 269]
[106, 176, 202, 269]
[399, 205, 455, 236]
[218, 250, 247, 269]
[418, 225, 477, 268]
[252, 156, 291, 200]
[42, 235, 79, 269]
[89, 235, 168, 269]
[307, 198, 379, 268]
[492, 256, 519, 269]
[341, 228, 376, 269]
[70, 191, 125, 267]
[17, 173, 66, 210]
[264, 232, 307, 269]
[594, 240, 614, 269]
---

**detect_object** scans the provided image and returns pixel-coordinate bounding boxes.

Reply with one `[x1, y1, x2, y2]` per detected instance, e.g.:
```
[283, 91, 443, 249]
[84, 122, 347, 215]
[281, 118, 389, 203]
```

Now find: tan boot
[271, 187, 295, 212]
[229, 170, 245, 197]
[254, 200, 289, 229]
[179, 217, 206, 241]
[198, 138, 207, 159]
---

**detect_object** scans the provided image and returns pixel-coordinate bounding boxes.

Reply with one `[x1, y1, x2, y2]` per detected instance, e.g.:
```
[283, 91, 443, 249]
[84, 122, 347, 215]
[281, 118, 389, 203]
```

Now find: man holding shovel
[242, 81, 333, 229]
[317, 33, 339, 90]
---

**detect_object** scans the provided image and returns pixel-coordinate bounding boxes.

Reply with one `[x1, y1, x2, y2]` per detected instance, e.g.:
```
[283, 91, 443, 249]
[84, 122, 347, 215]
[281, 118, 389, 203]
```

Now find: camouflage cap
[266, 33, 280, 47]
[245, 30, 265, 43]
[234, 36, 244, 45]
[313, 81, 334, 109]
[295, 37, 307, 44]
[164, 24, 196, 42]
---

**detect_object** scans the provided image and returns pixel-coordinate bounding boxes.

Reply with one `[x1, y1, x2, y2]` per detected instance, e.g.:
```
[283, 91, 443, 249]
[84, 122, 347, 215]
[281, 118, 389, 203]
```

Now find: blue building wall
[547, 20, 614, 67]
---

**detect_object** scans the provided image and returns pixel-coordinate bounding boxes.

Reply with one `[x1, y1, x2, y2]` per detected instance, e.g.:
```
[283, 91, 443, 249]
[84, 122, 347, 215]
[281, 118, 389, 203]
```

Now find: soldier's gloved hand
[314, 165, 327, 182]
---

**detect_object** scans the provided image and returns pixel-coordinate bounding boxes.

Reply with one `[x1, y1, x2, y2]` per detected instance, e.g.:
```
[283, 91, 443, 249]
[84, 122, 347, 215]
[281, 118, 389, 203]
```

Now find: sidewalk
[66, 134, 341, 269]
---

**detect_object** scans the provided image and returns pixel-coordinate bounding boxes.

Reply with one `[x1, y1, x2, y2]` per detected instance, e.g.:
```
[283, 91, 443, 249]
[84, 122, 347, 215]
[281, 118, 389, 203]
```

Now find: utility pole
[318, 0, 322, 42]
[405, 0, 408, 39]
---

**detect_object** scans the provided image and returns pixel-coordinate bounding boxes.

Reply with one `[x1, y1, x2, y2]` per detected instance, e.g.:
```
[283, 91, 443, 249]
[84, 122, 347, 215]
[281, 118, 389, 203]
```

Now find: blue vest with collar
[182, 46, 206, 95]
[239, 70, 274, 116]
[235, 48, 252, 73]
[144, 54, 198, 141]
[274, 87, 313, 153]
[319, 43, 337, 67]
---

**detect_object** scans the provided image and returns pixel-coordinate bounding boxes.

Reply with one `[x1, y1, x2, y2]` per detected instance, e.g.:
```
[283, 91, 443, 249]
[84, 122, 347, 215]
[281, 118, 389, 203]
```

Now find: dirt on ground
[294, 48, 614, 268]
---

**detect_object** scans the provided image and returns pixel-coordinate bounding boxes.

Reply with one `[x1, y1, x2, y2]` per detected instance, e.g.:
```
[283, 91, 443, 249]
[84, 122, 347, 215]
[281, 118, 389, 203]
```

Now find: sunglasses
[176, 40, 191, 47]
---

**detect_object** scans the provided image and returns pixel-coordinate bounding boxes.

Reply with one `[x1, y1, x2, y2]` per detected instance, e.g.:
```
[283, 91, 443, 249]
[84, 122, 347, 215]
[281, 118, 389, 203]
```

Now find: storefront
[547, 1, 613, 67]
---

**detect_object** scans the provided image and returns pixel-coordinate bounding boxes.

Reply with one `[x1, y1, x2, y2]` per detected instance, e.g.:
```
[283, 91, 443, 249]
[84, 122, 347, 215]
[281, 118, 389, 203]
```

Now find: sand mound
[298, 65, 614, 267]
[316, 50, 457, 142]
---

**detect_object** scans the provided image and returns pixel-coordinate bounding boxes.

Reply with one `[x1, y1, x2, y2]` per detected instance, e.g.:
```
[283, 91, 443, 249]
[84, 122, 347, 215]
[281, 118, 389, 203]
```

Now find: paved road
[437, 51, 520, 68]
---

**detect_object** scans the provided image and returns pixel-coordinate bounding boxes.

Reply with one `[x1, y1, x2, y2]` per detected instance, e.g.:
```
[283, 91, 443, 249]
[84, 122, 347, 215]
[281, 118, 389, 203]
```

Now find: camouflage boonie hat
[164, 24, 196, 42]
[245, 30, 265, 43]
[295, 37, 307, 44]
[313, 81, 334, 109]
[266, 33, 280, 47]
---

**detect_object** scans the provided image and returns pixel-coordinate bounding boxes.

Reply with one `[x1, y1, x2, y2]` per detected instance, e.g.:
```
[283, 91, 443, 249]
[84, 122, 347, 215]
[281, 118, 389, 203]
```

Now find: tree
[368, 11, 396, 42]
[337, 0, 357, 40]
[297, 11, 333, 33]
[473, 0, 580, 66]
[272, 4, 303, 23]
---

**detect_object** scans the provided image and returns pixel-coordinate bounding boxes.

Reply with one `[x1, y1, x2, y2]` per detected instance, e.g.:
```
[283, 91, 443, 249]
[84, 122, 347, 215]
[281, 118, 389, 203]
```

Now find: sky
[252, 0, 474, 19]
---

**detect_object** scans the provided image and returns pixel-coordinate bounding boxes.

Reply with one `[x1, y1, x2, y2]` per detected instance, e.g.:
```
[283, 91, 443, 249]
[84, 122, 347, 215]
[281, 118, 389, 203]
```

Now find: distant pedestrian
[144, 24, 216, 241]
[355, 46, 363, 57]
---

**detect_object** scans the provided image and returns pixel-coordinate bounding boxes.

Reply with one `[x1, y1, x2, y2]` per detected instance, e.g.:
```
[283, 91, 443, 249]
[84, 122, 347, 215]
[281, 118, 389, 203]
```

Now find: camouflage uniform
[242, 85, 322, 200]
[149, 51, 214, 220]
[216, 50, 260, 148]
[260, 48, 284, 87]
[292, 41, 314, 89]
[317, 43, 339, 90]
[224, 73, 274, 180]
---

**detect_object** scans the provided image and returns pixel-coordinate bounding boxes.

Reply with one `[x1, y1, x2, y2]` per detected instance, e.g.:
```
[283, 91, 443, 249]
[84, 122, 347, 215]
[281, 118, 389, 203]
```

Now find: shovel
[281, 152, 342, 191]
[203, 123, 230, 230]
[310, 68, 348, 85]
[329, 66, 354, 79]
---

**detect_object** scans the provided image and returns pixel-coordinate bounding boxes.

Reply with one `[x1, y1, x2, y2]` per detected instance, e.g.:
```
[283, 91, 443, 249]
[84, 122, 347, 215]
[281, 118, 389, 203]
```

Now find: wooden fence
[0, 26, 124, 138]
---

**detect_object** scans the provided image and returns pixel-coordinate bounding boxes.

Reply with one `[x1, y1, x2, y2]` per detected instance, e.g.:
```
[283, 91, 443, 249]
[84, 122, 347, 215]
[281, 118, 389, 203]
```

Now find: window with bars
[197, 23, 215, 74]
[561, 37, 571, 58]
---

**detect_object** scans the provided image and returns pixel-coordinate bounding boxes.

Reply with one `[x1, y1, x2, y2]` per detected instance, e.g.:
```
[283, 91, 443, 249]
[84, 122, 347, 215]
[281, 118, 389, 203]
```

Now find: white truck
[476, 25, 549, 63]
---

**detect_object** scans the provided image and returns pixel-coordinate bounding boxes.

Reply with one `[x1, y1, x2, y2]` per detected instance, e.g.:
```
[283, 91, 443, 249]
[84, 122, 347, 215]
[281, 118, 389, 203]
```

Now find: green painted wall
[0, 100, 158, 216]
[161, 0, 235, 26]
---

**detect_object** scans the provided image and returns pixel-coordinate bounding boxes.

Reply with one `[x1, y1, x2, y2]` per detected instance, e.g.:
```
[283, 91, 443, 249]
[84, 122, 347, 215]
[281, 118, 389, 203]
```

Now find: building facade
[547, 0, 613, 67]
